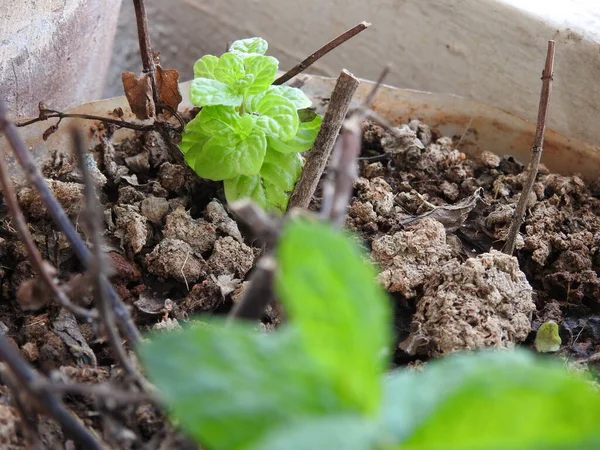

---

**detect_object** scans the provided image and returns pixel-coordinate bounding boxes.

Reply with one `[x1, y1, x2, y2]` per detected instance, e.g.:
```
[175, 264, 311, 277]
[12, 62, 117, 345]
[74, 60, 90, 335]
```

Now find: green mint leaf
[268, 114, 322, 154]
[189, 129, 266, 180]
[298, 108, 319, 122]
[243, 92, 266, 114]
[193, 54, 219, 79]
[224, 174, 267, 208]
[268, 85, 313, 110]
[276, 220, 392, 415]
[197, 106, 241, 135]
[224, 149, 302, 212]
[252, 415, 383, 450]
[179, 115, 211, 168]
[214, 53, 245, 87]
[254, 93, 299, 141]
[382, 350, 600, 449]
[535, 321, 562, 353]
[190, 78, 243, 107]
[237, 114, 256, 139]
[139, 322, 347, 450]
[243, 55, 278, 94]
[229, 37, 268, 56]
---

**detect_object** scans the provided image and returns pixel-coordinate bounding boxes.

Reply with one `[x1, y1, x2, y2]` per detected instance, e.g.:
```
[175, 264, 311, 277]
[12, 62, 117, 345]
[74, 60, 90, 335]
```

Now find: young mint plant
[180, 37, 323, 212]
[139, 219, 600, 450]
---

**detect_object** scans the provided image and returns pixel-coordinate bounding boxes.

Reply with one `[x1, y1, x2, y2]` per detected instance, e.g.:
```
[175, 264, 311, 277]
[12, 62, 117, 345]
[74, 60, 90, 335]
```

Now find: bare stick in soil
[320, 67, 389, 226]
[273, 22, 370, 85]
[502, 40, 555, 255]
[0, 335, 104, 449]
[288, 70, 359, 210]
[72, 128, 140, 381]
[320, 113, 363, 226]
[0, 100, 141, 346]
[0, 101, 97, 321]
[227, 255, 277, 322]
[132, 0, 160, 114]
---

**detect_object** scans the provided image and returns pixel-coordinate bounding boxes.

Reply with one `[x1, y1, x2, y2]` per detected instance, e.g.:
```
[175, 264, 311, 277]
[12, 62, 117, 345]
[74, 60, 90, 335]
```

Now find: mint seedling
[180, 38, 323, 212]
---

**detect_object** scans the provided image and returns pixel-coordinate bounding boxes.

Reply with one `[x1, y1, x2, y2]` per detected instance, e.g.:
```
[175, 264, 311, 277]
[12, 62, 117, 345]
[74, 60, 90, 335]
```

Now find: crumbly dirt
[0, 109, 599, 448]
[352, 119, 600, 364]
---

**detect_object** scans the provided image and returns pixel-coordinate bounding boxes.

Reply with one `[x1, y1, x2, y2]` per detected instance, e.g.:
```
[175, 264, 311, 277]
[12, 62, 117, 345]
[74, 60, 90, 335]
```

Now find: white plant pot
[109, 0, 600, 148]
[1, 0, 123, 118]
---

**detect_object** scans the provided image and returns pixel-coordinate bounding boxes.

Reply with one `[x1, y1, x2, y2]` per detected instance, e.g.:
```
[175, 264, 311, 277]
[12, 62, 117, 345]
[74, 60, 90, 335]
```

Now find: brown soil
[1, 112, 599, 448]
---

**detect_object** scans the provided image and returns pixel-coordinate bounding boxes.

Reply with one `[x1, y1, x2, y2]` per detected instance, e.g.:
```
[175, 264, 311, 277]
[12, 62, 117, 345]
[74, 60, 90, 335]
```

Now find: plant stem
[132, 0, 160, 115]
[273, 22, 370, 85]
[288, 70, 359, 210]
[502, 40, 555, 255]
[0, 100, 141, 346]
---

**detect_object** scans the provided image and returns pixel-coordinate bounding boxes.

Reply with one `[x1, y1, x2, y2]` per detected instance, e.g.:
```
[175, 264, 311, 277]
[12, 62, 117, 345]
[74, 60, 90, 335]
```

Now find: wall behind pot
[1, 0, 123, 118]
[106, 0, 600, 148]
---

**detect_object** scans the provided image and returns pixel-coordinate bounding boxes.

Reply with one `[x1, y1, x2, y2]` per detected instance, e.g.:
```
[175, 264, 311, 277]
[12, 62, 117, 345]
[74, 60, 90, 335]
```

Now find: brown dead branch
[503, 40, 555, 255]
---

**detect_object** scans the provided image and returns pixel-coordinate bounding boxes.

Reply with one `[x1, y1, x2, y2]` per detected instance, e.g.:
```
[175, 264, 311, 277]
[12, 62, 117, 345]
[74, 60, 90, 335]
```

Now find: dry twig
[132, 0, 160, 114]
[0, 100, 141, 345]
[288, 70, 359, 210]
[502, 40, 555, 255]
[0, 334, 104, 449]
[72, 129, 141, 381]
[0, 103, 97, 321]
[227, 255, 277, 322]
[273, 22, 370, 85]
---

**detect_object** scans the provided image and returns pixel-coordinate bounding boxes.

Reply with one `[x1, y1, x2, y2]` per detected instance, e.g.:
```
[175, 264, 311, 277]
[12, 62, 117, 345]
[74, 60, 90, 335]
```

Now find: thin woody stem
[503, 40, 555, 255]
[273, 22, 370, 85]
[132, 0, 160, 115]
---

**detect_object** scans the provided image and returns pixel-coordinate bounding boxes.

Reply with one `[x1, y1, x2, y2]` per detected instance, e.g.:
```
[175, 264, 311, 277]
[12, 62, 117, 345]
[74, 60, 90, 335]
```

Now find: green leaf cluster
[139, 220, 600, 449]
[180, 38, 322, 212]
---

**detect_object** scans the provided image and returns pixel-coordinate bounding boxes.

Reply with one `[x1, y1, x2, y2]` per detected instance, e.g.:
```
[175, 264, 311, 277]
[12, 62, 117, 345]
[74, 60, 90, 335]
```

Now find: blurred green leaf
[276, 220, 392, 415]
[251, 415, 385, 450]
[140, 322, 347, 450]
[381, 350, 600, 449]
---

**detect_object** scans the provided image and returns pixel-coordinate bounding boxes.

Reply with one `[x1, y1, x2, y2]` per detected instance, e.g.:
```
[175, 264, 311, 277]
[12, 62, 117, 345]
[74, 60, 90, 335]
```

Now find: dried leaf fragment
[122, 71, 154, 120]
[156, 66, 182, 113]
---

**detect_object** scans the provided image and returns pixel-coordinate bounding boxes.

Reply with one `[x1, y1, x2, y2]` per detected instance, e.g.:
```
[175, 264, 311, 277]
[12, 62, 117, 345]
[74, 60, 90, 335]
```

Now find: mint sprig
[181, 37, 321, 212]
